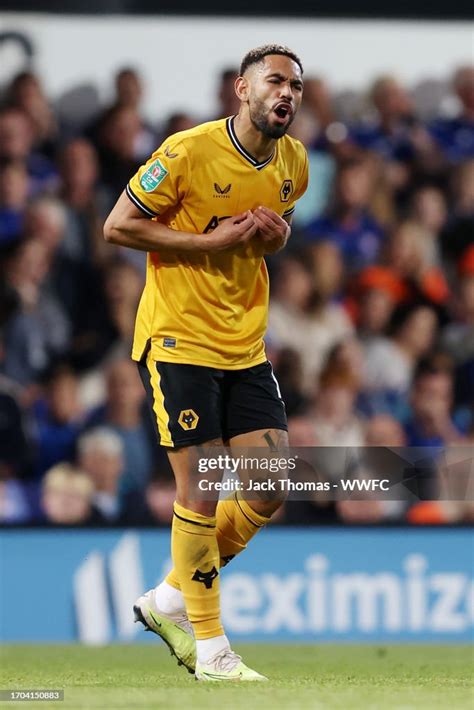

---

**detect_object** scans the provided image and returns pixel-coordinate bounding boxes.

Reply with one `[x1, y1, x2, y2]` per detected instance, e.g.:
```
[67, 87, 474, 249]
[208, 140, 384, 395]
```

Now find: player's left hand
[253, 206, 291, 253]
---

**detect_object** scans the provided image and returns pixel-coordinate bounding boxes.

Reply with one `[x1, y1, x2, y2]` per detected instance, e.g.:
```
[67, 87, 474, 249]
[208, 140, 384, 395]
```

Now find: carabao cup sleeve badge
[140, 159, 169, 192]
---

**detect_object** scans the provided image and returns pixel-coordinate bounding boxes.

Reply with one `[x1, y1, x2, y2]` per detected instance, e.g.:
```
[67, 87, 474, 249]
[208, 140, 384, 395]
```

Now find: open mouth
[273, 103, 292, 121]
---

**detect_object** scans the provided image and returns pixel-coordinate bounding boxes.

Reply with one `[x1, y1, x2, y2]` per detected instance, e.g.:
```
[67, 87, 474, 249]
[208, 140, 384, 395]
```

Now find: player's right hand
[201, 211, 258, 252]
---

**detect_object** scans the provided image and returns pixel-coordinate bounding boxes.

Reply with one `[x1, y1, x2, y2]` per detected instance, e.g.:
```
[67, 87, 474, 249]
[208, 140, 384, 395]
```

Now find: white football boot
[133, 589, 196, 674]
[195, 648, 267, 682]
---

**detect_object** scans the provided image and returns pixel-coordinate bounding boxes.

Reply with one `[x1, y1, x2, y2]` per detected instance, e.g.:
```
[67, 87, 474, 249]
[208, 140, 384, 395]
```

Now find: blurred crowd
[0, 61, 473, 527]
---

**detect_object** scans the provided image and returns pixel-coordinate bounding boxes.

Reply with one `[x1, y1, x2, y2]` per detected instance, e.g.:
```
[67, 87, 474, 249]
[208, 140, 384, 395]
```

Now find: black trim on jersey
[173, 511, 216, 529]
[126, 184, 159, 218]
[226, 117, 275, 170]
[282, 206, 295, 217]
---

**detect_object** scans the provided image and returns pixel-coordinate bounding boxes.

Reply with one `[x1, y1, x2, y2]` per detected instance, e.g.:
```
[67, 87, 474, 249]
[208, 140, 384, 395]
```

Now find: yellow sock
[165, 493, 270, 591]
[170, 502, 223, 640]
[217, 492, 270, 567]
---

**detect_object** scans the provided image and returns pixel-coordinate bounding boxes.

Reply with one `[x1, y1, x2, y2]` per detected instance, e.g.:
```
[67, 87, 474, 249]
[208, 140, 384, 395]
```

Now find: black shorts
[137, 352, 287, 448]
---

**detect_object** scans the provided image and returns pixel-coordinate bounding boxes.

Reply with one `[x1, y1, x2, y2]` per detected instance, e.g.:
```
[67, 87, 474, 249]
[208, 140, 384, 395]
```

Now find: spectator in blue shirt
[86, 358, 156, 496]
[31, 365, 87, 478]
[405, 361, 465, 447]
[0, 161, 28, 245]
[0, 108, 58, 195]
[349, 75, 417, 163]
[305, 157, 385, 271]
[429, 66, 474, 162]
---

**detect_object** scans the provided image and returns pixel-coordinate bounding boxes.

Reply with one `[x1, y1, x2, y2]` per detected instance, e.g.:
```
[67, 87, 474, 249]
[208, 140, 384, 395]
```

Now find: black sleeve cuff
[126, 184, 159, 218]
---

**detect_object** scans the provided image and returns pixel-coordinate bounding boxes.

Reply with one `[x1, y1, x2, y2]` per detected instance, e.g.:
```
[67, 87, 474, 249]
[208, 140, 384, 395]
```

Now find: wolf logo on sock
[192, 566, 219, 589]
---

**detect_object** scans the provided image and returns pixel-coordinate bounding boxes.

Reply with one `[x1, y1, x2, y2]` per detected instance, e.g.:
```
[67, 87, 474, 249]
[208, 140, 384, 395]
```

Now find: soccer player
[104, 44, 308, 681]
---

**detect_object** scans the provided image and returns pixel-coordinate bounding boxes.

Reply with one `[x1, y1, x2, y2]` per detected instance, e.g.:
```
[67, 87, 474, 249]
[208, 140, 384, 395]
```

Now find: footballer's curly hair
[239, 45, 303, 77]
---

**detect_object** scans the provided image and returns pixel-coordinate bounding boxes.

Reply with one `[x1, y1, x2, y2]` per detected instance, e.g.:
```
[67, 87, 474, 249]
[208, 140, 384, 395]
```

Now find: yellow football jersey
[127, 117, 308, 369]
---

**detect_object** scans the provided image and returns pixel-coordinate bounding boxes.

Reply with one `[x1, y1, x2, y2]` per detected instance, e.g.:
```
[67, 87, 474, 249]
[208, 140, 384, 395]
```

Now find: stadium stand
[0, 61, 473, 526]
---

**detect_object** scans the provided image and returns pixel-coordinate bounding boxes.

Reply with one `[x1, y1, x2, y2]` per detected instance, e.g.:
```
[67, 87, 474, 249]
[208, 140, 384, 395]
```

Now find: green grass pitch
[1, 644, 473, 709]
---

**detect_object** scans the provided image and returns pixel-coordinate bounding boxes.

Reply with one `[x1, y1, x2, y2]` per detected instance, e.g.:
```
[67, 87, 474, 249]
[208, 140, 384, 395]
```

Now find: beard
[249, 96, 294, 139]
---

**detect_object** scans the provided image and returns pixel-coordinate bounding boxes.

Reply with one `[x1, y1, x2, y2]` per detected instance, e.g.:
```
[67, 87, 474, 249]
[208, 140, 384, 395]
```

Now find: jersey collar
[226, 116, 275, 170]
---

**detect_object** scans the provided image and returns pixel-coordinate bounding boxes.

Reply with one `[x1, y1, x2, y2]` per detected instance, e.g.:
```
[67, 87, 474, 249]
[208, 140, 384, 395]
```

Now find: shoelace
[207, 649, 242, 673]
[168, 612, 194, 636]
